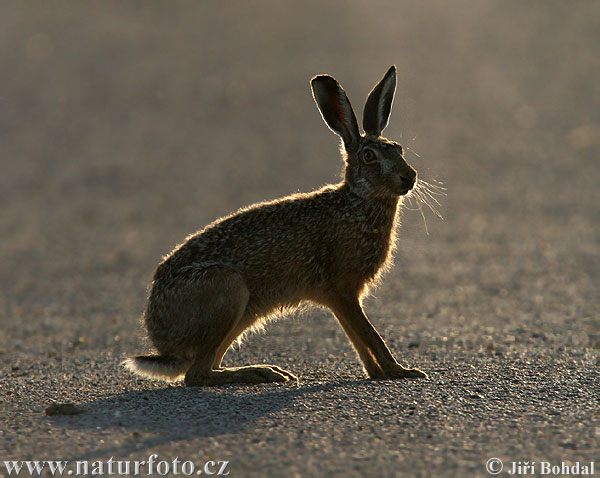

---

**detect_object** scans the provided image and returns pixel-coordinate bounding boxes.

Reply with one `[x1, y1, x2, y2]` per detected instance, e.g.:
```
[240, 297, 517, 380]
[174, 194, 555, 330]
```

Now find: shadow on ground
[50, 380, 371, 460]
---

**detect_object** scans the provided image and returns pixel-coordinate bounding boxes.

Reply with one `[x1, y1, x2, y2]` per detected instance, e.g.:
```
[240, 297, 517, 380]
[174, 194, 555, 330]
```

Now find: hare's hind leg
[202, 313, 298, 384]
[328, 295, 427, 379]
[183, 266, 296, 386]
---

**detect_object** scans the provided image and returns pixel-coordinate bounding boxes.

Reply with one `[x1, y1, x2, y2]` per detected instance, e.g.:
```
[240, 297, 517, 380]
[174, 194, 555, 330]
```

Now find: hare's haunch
[125, 66, 427, 386]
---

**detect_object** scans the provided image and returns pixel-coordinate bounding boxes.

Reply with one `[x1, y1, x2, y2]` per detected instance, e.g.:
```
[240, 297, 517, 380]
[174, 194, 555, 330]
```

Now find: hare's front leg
[328, 295, 427, 379]
[182, 266, 296, 386]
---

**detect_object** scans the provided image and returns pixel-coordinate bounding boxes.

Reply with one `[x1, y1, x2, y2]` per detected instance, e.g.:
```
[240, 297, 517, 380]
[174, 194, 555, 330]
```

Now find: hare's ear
[311, 75, 360, 152]
[363, 65, 397, 136]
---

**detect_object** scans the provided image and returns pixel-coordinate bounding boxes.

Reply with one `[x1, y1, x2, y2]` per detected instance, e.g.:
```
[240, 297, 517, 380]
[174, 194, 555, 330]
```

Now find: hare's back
[179, 187, 346, 275]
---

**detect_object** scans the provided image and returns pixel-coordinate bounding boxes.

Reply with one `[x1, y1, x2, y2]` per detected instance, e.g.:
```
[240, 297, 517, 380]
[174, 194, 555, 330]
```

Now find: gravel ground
[1, 2, 598, 477]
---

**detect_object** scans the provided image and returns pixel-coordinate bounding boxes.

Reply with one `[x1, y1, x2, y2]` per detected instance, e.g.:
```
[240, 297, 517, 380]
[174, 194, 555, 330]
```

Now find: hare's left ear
[311, 75, 360, 152]
[363, 65, 397, 136]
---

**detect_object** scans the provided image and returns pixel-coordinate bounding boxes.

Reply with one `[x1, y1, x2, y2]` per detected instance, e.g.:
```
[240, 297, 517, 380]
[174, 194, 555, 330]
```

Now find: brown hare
[125, 65, 427, 386]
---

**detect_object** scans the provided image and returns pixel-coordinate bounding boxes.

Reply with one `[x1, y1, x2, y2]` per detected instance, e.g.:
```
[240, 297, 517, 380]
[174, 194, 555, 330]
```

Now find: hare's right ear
[311, 75, 360, 152]
[363, 65, 397, 137]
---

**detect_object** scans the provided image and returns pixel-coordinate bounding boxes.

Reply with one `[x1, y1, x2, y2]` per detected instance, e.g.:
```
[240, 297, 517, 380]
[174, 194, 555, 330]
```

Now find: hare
[125, 65, 427, 386]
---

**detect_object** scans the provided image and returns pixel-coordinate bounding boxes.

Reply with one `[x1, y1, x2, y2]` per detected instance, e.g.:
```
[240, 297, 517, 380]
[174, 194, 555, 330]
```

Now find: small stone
[72, 336, 86, 348]
[45, 403, 84, 416]
[559, 441, 577, 449]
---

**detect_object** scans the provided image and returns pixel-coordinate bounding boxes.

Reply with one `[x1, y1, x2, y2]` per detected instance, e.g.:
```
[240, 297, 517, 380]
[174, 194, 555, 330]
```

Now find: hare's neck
[342, 184, 400, 236]
[364, 196, 400, 235]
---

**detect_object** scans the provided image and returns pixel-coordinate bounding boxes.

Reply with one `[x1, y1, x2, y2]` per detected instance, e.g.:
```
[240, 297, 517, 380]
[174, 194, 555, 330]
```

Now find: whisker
[410, 189, 431, 235]
[418, 201, 429, 235]
[424, 185, 446, 196]
[419, 178, 445, 187]
[413, 185, 443, 219]
[396, 140, 445, 233]
[420, 196, 443, 219]
[404, 145, 421, 159]
[402, 190, 429, 235]
[403, 194, 420, 211]
[415, 181, 446, 212]
[418, 179, 447, 195]
[418, 185, 443, 207]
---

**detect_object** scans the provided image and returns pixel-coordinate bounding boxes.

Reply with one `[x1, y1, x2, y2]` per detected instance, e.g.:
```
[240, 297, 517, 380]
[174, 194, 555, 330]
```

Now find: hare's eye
[363, 149, 376, 163]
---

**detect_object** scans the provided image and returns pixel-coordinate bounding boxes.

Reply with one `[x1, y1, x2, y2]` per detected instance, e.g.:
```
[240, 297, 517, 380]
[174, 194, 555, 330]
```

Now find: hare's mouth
[398, 179, 416, 196]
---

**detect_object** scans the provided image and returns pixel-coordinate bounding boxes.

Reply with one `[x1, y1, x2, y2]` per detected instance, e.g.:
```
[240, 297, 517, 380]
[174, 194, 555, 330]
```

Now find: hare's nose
[400, 169, 417, 186]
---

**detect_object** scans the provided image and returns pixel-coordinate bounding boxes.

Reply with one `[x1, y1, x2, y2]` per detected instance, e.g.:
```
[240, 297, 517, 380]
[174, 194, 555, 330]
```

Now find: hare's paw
[256, 364, 298, 381]
[234, 366, 289, 384]
[185, 365, 296, 387]
[382, 364, 428, 379]
[232, 365, 297, 383]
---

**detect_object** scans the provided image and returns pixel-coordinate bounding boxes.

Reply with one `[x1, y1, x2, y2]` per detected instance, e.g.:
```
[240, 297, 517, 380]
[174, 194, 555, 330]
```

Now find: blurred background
[1, 1, 597, 352]
[0, 1, 598, 471]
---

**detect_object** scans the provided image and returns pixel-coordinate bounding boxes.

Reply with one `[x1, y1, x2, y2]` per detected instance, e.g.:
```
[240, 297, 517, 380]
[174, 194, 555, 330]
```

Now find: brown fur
[124, 65, 427, 385]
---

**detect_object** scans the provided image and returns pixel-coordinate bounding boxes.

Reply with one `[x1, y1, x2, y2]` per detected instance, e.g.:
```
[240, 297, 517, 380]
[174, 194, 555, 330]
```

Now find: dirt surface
[1, 2, 598, 477]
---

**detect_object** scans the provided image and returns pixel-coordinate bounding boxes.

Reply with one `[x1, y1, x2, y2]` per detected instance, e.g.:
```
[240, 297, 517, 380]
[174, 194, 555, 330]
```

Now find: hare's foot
[253, 364, 298, 381]
[381, 364, 428, 379]
[327, 296, 428, 380]
[185, 365, 297, 387]
[223, 364, 298, 381]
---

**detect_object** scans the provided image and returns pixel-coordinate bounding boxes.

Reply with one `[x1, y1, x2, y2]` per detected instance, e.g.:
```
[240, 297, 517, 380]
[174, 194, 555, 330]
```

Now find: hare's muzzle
[398, 165, 417, 194]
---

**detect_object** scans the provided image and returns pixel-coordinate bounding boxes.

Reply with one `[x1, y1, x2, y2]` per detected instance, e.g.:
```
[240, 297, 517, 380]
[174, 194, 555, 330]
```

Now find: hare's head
[311, 66, 416, 199]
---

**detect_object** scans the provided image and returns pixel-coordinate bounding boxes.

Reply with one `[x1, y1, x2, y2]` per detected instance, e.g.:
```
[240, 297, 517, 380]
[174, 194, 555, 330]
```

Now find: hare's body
[154, 184, 398, 322]
[126, 66, 427, 385]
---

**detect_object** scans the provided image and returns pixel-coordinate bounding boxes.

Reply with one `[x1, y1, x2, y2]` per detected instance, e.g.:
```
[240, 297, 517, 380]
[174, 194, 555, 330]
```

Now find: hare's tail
[123, 354, 192, 381]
